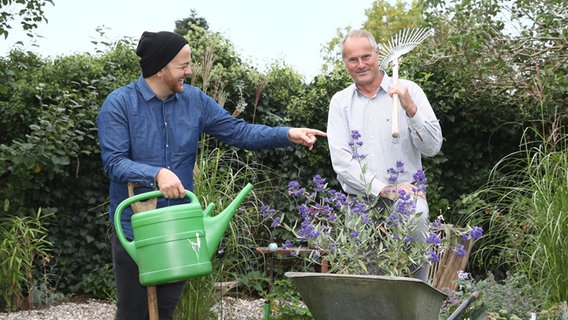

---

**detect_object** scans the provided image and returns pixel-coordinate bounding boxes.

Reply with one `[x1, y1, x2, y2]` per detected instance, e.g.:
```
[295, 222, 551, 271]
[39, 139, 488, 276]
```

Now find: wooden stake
[128, 182, 159, 320]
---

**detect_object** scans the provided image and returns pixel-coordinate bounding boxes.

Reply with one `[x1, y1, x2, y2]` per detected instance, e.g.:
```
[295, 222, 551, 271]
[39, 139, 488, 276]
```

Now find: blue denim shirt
[97, 76, 293, 239]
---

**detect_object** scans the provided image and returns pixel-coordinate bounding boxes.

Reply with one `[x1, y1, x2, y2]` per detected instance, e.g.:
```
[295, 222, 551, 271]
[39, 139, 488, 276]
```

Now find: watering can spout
[205, 183, 254, 259]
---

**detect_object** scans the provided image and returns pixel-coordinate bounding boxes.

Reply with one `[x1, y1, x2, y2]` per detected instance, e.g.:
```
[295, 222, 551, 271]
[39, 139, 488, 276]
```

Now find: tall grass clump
[0, 208, 53, 311]
[174, 136, 280, 319]
[462, 128, 568, 305]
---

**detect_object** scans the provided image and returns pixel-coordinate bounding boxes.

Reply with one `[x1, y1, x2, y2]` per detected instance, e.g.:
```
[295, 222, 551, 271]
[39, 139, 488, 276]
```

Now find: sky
[1, 0, 377, 79]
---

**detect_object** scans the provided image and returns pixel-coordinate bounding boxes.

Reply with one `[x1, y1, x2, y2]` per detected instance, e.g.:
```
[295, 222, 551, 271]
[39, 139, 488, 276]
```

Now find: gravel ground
[0, 297, 266, 320]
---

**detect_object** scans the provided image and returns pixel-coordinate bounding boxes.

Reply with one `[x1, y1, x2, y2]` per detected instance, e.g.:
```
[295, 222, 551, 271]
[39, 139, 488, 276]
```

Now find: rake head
[379, 28, 434, 69]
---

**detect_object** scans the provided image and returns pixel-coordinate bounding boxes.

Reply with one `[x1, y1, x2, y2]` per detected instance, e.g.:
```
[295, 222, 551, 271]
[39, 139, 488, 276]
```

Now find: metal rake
[378, 28, 433, 138]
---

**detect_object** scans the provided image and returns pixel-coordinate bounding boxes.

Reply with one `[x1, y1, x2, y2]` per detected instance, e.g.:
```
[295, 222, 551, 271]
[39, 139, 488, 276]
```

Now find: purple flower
[426, 233, 441, 245]
[288, 181, 304, 197]
[432, 219, 442, 228]
[282, 239, 293, 249]
[349, 130, 366, 159]
[312, 175, 326, 192]
[413, 169, 427, 187]
[350, 231, 361, 242]
[298, 223, 321, 240]
[350, 130, 361, 140]
[329, 243, 338, 254]
[352, 151, 366, 160]
[454, 243, 466, 257]
[270, 217, 281, 229]
[387, 167, 399, 182]
[351, 201, 366, 214]
[396, 160, 405, 173]
[298, 204, 310, 218]
[427, 251, 440, 262]
[312, 251, 320, 259]
[468, 226, 484, 240]
[261, 205, 270, 218]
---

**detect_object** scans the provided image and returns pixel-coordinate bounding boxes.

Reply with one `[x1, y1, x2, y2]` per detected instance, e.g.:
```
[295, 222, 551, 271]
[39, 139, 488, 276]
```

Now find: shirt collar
[135, 75, 178, 102]
[136, 75, 158, 102]
[378, 69, 391, 93]
[353, 70, 390, 99]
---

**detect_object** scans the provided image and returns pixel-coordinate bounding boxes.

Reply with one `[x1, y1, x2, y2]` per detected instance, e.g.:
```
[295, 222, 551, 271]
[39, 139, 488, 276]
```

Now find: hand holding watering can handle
[114, 188, 201, 262]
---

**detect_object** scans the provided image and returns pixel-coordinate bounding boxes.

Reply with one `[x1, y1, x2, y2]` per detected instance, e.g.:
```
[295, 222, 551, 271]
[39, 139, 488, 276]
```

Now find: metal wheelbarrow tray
[285, 272, 447, 320]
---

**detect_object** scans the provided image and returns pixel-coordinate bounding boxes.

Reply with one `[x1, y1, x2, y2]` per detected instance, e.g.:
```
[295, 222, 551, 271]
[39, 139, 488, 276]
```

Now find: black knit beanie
[136, 31, 189, 78]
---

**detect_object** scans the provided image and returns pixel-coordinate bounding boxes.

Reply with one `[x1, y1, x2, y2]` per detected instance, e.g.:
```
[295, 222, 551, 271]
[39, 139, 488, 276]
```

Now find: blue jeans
[111, 230, 186, 320]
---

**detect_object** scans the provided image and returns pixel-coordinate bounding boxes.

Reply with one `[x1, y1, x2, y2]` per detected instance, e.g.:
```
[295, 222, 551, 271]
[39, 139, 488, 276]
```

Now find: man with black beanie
[97, 31, 326, 319]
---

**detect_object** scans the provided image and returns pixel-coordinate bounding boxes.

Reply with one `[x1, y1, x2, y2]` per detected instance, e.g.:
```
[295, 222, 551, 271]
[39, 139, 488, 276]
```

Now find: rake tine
[378, 28, 433, 69]
[377, 28, 433, 138]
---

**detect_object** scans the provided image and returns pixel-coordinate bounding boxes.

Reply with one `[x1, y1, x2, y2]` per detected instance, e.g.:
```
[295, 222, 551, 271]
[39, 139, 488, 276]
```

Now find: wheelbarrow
[285, 272, 478, 320]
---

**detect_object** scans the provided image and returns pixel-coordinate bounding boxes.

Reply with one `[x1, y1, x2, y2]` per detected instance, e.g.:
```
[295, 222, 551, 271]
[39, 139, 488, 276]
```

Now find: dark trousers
[111, 230, 186, 320]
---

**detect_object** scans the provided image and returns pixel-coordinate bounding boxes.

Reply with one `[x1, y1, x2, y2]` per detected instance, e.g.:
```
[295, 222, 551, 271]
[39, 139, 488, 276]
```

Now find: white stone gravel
[0, 297, 267, 320]
[213, 297, 266, 320]
[0, 299, 116, 320]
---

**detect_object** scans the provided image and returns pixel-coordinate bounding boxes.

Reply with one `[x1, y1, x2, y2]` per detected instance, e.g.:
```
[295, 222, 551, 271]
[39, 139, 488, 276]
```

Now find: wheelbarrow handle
[447, 291, 480, 320]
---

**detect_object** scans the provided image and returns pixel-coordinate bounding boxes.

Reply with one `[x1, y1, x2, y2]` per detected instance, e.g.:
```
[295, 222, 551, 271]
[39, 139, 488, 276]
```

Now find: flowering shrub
[263, 130, 483, 277]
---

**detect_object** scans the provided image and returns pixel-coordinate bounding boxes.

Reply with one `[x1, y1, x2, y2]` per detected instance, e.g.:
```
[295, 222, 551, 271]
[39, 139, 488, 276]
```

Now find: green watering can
[114, 183, 253, 286]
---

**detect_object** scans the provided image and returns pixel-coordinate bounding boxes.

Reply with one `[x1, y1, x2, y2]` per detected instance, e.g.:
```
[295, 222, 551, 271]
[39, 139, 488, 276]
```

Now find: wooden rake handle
[391, 57, 400, 138]
[127, 182, 159, 320]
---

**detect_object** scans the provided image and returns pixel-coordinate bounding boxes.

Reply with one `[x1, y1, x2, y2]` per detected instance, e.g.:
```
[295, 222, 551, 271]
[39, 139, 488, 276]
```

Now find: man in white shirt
[327, 29, 443, 280]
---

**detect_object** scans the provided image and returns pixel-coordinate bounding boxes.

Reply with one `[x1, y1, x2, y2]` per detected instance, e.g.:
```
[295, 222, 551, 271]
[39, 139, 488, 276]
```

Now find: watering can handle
[113, 184, 200, 248]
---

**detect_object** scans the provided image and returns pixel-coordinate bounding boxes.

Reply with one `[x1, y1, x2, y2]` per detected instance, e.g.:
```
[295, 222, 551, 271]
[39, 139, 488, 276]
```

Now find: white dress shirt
[327, 71, 443, 198]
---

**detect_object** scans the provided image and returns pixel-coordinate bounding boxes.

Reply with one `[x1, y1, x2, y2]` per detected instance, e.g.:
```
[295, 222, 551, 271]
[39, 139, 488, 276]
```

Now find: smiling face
[162, 44, 193, 94]
[342, 36, 381, 90]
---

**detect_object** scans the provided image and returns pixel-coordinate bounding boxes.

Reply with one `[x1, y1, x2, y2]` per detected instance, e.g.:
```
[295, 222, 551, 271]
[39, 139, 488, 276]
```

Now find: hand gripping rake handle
[378, 28, 433, 138]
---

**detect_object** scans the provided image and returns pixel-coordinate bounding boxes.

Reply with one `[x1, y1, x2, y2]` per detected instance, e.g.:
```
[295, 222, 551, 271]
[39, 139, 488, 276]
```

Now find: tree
[174, 9, 209, 36]
[363, 0, 425, 43]
[0, 0, 53, 39]
[320, 0, 424, 73]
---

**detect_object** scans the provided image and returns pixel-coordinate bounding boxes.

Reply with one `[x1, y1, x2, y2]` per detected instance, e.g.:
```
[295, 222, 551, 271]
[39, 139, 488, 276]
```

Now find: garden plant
[263, 130, 483, 278]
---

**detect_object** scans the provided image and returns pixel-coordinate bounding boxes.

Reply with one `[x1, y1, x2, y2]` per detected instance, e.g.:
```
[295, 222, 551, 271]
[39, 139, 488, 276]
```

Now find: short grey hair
[341, 30, 379, 59]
